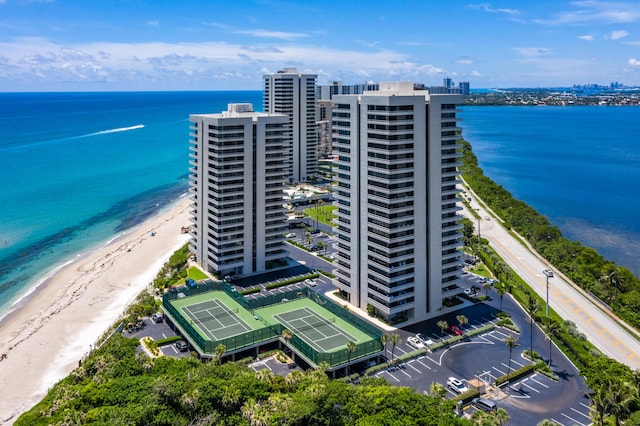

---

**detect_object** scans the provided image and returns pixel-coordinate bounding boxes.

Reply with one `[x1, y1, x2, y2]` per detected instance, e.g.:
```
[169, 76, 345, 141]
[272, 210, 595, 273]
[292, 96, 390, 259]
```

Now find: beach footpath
[0, 198, 191, 424]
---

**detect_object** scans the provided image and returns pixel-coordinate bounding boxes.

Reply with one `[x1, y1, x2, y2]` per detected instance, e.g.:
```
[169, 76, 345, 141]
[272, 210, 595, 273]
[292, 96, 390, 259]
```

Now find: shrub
[155, 336, 182, 346]
[452, 388, 481, 404]
[240, 287, 261, 295]
[495, 363, 536, 386]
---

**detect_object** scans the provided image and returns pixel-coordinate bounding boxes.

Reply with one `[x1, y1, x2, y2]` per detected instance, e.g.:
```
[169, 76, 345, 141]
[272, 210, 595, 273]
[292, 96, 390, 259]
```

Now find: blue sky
[1, 0, 640, 91]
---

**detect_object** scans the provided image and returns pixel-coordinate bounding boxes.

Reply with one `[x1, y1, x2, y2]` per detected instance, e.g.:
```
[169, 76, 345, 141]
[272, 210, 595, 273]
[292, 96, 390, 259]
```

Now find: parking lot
[374, 288, 592, 425]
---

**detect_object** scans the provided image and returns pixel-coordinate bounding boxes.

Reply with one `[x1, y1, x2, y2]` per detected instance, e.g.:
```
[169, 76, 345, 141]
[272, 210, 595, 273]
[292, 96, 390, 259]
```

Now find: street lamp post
[545, 272, 550, 318]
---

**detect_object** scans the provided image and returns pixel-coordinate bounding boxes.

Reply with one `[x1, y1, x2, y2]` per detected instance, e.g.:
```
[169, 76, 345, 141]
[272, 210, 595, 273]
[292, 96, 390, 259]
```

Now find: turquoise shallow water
[0, 91, 263, 317]
[0, 94, 637, 320]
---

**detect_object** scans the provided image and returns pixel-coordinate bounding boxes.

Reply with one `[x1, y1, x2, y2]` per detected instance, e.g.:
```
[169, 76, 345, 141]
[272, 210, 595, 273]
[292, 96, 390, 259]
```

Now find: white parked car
[407, 336, 425, 349]
[446, 377, 468, 394]
[416, 333, 434, 346]
[285, 233, 296, 238]
[304, 278, 317, 287]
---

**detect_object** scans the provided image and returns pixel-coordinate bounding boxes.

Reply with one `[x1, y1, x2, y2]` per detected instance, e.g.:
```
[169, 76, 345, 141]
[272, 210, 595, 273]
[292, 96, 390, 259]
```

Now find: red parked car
[449, 325, 463, 336]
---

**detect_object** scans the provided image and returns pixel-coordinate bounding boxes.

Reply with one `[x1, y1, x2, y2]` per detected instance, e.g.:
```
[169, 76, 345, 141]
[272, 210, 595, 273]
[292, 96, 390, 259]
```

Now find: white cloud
[234, 29, 308, 40]
[535, 1, 640, 25]
[629, 58, 640, 66]
[471, 70, 482, 77]
[0, 37, 454, 90]
[454, 57, 474, 65]
[146, 21, 159, 27]
[513, 47, 551, 57]
[610, 30, 629, 39]
[578, 34, 594, 41]
[469, 3, 521, 16]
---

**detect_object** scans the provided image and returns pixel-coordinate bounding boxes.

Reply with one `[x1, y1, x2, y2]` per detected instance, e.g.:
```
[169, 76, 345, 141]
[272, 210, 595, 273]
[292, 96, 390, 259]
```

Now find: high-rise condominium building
[332, 82, 463, 325]
[189, 103, 289, 278]
[263, 68, 318, 183]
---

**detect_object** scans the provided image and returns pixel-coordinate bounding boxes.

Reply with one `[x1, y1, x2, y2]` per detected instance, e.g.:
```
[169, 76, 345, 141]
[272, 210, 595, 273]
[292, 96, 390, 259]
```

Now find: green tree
[495, 282, 507, 311]
[456, 314, 468, 330]
[381, 334, 390, 362]
[214, 343, 226, 365]
[390, 333, 401, 362]
[524, 291, 540, 359]
[483, 281, 492, 298]
[542, 318, 561, 367]
[346, 341, 356, 376]
[503, 336, 519, 389]
[429, 382, 447, 399]
[437, 320, 448, 337]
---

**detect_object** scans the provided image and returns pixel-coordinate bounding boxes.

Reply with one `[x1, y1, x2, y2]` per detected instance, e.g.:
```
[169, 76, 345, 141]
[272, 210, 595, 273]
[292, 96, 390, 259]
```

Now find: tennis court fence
[162, 279, 384, 365]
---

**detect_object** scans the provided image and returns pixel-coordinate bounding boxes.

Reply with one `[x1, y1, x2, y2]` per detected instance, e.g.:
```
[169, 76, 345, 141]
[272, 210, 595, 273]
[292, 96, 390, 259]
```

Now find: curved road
[464, 191, 640, 371]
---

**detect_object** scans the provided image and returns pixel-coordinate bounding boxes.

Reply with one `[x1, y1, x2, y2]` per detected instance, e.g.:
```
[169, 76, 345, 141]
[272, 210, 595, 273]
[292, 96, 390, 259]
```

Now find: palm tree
[429, 382, 447, 399]
[494, 408, 510, 425]
[381, 334, 390, 362]
[483, 281, 492, 298]
[214, 343, 226, 365]
[524, 291, 540, 358]
[608, 381, 633, 426]
[495, 282, 507, 311]
[456, 314, 468, 330]
[346, 341, 356, 376]
[437, 320, 448, 337]
[503, 336, 519, 389]
[281, 329, 293, 354]
[390, 333, 401, 362]
[542, 317, 561, 367]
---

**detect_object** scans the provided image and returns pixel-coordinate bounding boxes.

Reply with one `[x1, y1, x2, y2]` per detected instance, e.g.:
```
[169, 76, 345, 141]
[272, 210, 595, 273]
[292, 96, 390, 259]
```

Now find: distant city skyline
[2, 0, 640, 91]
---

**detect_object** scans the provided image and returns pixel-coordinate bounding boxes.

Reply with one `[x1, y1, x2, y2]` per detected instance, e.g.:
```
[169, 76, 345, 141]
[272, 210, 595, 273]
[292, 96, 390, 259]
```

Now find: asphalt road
[463, 187, 640, 370]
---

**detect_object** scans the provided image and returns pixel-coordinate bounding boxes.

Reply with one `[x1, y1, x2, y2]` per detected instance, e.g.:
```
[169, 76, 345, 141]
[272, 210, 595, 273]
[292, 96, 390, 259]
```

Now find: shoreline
[0, 197, 192, 424]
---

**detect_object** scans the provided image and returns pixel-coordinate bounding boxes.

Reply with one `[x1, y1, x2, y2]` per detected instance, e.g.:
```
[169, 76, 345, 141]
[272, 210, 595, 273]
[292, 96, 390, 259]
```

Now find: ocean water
[1, 94, 638, 323]
[0, 91, 262, 319]
[461, 105, 640, 276]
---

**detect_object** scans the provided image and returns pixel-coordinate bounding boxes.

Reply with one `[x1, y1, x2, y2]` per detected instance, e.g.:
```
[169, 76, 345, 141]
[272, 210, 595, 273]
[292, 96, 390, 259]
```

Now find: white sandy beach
[0, 198, 192, 424]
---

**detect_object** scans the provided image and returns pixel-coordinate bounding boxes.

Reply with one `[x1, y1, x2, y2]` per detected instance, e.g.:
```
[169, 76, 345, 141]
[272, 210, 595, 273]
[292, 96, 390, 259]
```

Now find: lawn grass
[304, 204, 337, 226]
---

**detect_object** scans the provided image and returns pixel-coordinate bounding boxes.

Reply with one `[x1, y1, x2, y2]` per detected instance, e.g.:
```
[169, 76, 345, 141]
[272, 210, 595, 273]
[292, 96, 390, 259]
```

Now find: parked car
[449, 325, 463, 336]
[151, 313, 164, 323]
[447, 377, 468, 394]
[407, 336, 425, 349]
[305, 278, 317, 287]
[416, 333, 434, 346]
[472, 397, 497, 413]
[285, 232, 296, 238]
[175, 340, 188, 352]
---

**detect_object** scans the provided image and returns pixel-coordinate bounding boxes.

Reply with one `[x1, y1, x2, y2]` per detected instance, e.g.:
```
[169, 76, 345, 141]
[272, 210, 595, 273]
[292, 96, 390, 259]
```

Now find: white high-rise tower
[189, 103, 289, 278]
[263, 68, 318, 182]
[332, 82, 463, 325]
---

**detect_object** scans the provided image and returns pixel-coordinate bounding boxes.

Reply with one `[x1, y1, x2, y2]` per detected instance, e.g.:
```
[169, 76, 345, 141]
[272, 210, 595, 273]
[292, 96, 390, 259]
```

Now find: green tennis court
[181, 299, 253, 341]
[275, 307, 358, 352]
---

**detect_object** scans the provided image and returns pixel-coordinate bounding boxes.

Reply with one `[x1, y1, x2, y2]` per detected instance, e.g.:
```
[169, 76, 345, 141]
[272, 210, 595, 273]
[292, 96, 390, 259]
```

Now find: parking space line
[398, 368, 411, 378]
[561, 412, 588, 426]
[570, 407, 591, 419]
[529, 376, 549, 389]
[519, 380, 540, 393]
[511, 359, 526, 368]
[579, 402, 591, 410]
[415, 358, 432, 370]
[383, 371, 400, 382]
[550, 418, 565, 426]
[492, 366, 506, 375]
[407, 361, 422, 373]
